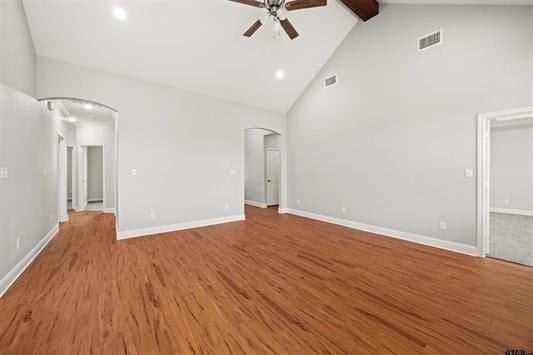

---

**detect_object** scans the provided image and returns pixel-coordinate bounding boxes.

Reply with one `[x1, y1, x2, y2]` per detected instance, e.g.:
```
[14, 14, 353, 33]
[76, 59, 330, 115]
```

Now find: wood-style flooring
[0, 206, 532, 354]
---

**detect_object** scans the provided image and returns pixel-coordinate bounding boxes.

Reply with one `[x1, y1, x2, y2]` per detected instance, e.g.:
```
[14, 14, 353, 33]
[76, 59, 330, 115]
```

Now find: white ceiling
[24, 0, 357, 113]
[57, 99, 115, 125]
[23, 0, 533, 113]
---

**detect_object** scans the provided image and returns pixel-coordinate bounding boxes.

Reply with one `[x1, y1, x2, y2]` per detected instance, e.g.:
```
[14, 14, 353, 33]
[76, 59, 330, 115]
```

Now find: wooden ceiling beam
[338, 0, 379, 22]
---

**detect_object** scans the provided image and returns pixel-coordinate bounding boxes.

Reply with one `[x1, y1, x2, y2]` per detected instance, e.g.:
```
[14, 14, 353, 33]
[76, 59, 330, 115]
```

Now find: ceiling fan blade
[243, 20, 263, 37]
[285, 0, 327, 11]
[228, 0, 264, 8]
[280, 18, 299, 40]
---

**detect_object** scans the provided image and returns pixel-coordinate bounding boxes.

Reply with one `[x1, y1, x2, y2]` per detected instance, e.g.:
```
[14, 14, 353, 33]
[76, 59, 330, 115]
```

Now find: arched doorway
[39, 97, 119, 234]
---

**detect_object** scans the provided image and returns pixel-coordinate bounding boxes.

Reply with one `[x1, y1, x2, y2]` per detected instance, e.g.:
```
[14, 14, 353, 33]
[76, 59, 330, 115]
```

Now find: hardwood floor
[1, 206, 532, 354]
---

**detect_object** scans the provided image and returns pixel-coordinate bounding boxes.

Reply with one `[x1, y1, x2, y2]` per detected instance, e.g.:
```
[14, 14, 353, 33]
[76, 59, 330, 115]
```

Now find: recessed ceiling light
[68, 117, 76, 123]
[275, 70, 285, 80]
[113, 6, 127, 21]
[83, 103, 93, 111]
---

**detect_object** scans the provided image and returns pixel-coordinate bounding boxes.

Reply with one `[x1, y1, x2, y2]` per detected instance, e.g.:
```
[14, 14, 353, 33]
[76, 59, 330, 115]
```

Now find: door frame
[57, 133, 68, 222]
[79, 144, 106, 211]
[477, 105, 533, 256]
[264, 148, 281, 207]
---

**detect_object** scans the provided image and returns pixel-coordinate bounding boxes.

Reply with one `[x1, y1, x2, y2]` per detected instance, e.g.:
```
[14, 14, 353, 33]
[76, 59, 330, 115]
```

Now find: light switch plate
[464, 169, 473, 178]
[0, 167, 7, 179]
[131, 169, 137, 176]
[229, 170, 237, 176]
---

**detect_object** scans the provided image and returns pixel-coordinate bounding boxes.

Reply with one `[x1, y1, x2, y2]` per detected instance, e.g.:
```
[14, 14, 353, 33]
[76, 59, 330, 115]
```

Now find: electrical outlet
[150, 211, 156, 219]
[439, 221, 447, 231]
[131, 169, 137, 176]
[464, 169, 473, 178]
[16, 238, 21, 250]
[229, 170, 237, 176]
[296, 200, 301, 205]
[341, 206, 346, 213]
[43, 169, 47, 176]
[0, 167, 8, 179]
[505, 198, 510, 204]
[224, 204, 229, 211]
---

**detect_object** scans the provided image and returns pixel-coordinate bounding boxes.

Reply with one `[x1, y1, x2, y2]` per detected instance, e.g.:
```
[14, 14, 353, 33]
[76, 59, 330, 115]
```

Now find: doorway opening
[41, 97, 118, 230]
[81, 145, 105, 212]
[67, 145, 74, 210]
[477, 106, 533, 266]
[244, 128, 282, 211]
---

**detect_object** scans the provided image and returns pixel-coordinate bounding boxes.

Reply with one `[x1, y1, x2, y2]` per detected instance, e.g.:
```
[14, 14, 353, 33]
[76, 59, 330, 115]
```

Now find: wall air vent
[325, 74, 337, 88]
[418, 30, 442, 51]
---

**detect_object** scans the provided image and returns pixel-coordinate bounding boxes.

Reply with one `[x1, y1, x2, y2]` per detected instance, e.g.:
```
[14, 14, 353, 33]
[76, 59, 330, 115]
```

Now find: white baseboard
[117, 214, 246, 240]
[285, 209, 481, 257]
[278, 208, 289, 214]
[76, 201, 88, 212]
[103, 208, 116, 214]
[0, 224, 59, 297]
[490, 207, 533, 217]
[245, 200, 267, 208]
[88, 198, 103, 202]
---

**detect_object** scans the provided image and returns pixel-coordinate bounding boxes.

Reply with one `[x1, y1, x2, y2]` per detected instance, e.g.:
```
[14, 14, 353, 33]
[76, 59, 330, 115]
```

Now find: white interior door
[78, 146, 88, 210]
[58, 136, 68, 222]
[266, 149, 280, 206]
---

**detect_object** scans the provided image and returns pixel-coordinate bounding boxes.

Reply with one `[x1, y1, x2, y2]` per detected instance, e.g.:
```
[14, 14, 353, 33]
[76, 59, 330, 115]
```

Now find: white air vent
[325, 74, 337, 88]
[418, 30, 442, 51]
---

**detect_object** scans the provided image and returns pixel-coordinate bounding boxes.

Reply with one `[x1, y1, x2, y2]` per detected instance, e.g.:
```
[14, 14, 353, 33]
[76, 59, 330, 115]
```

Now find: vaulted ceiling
[23, 0, 532, 113]
[24, 0, 357, 113]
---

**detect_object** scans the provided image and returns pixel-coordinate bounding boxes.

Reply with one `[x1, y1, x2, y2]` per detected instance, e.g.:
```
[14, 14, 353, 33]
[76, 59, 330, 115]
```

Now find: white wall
[265, 133, 281, 150]
[76, 124, 116, 209]
[0, 0, 36, 96]
[490, 126, 533, 212]
[87, 146, 104, 202]
[287, 5, 533, 248]
[0, 83, 68, 290]
[37, 57, 287, 235]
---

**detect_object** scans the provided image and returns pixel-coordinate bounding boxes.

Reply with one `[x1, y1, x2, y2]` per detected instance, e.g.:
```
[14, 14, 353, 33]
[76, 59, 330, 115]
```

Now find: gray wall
[490, 126, 533, 212]
[37, 57, 287, 233]
[0, 0, 36, 97]
[287, 5, 533, 246]
[0, 83, 68, 287]
[87, 146, 104, 201]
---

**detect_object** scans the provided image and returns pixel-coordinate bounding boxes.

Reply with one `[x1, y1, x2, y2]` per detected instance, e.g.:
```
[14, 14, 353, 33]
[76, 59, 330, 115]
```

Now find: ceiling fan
[229, 0, 327, 40]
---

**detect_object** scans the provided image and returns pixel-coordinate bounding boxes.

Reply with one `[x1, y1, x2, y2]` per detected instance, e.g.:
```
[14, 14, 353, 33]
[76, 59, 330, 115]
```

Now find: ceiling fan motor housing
[266, 0, 285, 11]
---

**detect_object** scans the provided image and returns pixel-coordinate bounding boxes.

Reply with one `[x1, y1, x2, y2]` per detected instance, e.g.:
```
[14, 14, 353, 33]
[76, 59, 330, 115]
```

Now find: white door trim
[57, 133, 68, 222]
[477, 105, 533, 257]
[66, 145, 76, 210]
